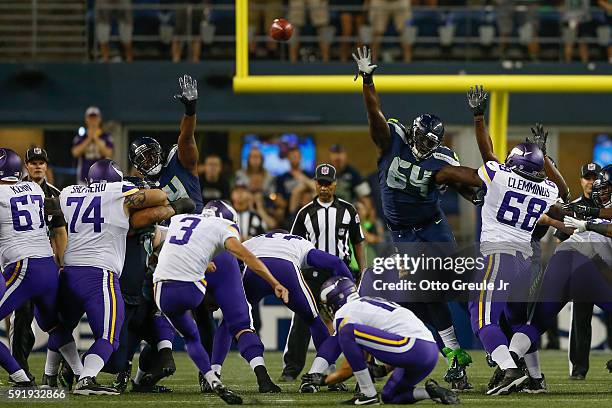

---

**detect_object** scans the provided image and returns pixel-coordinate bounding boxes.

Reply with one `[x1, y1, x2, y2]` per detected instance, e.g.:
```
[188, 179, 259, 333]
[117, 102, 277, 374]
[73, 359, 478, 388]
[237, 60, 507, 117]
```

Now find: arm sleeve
[348, 206, 365, 244]
[306, 249, 354, 281]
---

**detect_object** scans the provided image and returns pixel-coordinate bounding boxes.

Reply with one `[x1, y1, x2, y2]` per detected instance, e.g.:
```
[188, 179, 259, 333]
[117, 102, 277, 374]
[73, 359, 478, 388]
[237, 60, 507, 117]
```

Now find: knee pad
[96, 23, 111, 43]
[119, 23, 133, 44]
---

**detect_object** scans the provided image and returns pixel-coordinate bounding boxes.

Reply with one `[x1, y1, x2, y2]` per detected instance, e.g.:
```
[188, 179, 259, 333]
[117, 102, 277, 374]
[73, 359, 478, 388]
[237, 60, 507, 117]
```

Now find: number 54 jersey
[60, 181, 138, 275]
[478, 161, 559, 257]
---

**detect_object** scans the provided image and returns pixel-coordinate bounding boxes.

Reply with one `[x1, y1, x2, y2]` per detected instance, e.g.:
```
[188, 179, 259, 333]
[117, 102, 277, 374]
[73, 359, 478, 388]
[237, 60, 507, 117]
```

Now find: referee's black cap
[25, 147, 49, 163]
[315, 163, 336, 183]
[580, 162, 601, 178]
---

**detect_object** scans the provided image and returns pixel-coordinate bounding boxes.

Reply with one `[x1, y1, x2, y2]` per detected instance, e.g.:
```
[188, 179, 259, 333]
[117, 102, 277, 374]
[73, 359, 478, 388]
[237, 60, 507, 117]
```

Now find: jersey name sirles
[61, 181, 138, 275]
[558, 219, 612, 267]
[478, 161, 559, 257]
[0, 182, 53, 267]
[378, 119, 460, 228]
[334, 297, 435, 343]
[157, 145, 203, 213]
[243, 232, 315, 269]
[154, 215, 240, 283]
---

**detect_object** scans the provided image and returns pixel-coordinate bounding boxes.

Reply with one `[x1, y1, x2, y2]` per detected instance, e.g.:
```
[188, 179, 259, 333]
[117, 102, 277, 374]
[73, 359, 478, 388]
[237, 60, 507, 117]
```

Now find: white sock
[80, 354, 105, 379]
[491, 345, 517, 370]
[524, 351, 542, 379]
[205, 370, 220, 386]
[133, 367, 146, 385]
[249, 356, 265, 371]
[414, 387, 429, 400]
[438, 326, 460, 350]
[59, 342, 83, 376]
[211, 364, 222, 376]
[325, 363, 336, 375]
[10, 369, 30, 383]
[308, 357, 330, 374]
[508, 332, 531, 358]
[45, 350, 61, 376]
[353, 368, 377, 398]
[157, 340, 172, 351]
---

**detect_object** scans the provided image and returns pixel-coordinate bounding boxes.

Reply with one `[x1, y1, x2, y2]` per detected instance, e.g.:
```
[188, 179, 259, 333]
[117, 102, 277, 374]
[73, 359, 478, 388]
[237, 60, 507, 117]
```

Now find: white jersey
[243, 232, 315, 269]
[0, 182, 53, 268]
[557, 219, 612, 267]
[478, 161, 559, 257]
[154, 215, 240, 283]
[61, 181, 138, 275]
[334, 297, 435, 343]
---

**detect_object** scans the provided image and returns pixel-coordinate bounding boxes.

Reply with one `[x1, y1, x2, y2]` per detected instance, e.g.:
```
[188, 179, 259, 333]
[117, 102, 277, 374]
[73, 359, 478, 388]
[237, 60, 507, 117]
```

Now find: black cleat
[569, 373, 585, 380]
[277, 373, 296, 382]
[328, 382, 349, 392]
[199, 371, 215, 393]
[212, 382, 243, 405]
[13, 380, 36, 388]
[131, 380, 173, 393]
[520, 374, 547, 394]
[425, 379, 460, 405]
[299, 382, 320, 393]
[606, 359, 612, 373]
[341, 392, 380, 405]
[41, 374, 58, 388]
[73, 376, 120, 395]
[444, 351, 473, 391]
[112, 370, 131, 393]
[158, 348, 176, 377]
[487, 366, 505, 392]
[254, 366, 281, 393]
[486, 368, 528, 396]
[58, 358, 75, 390]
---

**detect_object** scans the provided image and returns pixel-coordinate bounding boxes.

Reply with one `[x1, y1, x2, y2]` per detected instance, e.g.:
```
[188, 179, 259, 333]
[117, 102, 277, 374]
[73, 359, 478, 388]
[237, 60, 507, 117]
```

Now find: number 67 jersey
[478, 161, 559, 257]
[60, 181, 138, 276]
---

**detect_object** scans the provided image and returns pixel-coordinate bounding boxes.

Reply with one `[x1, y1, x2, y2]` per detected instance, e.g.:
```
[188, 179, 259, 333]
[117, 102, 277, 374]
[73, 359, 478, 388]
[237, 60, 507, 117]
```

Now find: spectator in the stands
[249, 0, 284, 56]
[71, 106, 114, 184]
[369, 0, 412, 62]
[333, 0, 367, 62]
[328, 144, 371, 202]
[172, 0, 207, 62]
[288, 180, 316, 221]
[562, 0, 593, 63]
[599, 0, 612, 63]
[97, 0, 133, 62]
[274, 147, 313, 201]
[231, 181, 271, 240]
[289, 0, 332, 62]
[235, 147, 274, 195]
[198, 153, 230, 204]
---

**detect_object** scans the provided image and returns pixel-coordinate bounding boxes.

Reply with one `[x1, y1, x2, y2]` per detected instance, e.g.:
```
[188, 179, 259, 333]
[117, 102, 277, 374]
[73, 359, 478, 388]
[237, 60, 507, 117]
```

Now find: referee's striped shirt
[290, 196, 364, 266]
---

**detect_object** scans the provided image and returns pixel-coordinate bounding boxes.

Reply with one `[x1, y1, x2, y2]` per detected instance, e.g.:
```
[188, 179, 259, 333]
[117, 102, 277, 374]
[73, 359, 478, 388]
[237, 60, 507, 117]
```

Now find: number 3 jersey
[0, 182, 53, 268]
[60, 181, 138, 275]
[379, 119, 460, 229]
[478, 161, 559, 257]
[153, 215, 240, 283]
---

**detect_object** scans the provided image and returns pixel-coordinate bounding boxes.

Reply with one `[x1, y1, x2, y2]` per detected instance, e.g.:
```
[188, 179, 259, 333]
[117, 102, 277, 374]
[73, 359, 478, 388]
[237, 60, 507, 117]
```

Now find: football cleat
[328, 382, 349, 392]
[199, 371, 215, 393]
[58, 358, 75, 390]
[299, 382, 320, 393]
[212, 382, 243, 405]
[131, 380, 173, 393]
[12, 380, 36, 388]
[41, 374, 58, 389]
[341, 392, 380, 405]
[112, 370, 131, 393]
[487, 366, 505, 392]
[443, 348, 473, 391]
[606, 359, 612, 373]
[73, 376, 120, 395]
[520, 374, 547, 394]
[425, 379, 460, 405]
[486, 368, 528, 396]
[254, 366, 281, 393]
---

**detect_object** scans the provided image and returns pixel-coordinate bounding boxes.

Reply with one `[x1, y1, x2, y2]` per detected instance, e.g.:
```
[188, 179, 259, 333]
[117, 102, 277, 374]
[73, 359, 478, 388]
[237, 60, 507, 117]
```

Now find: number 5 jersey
[478, 160, 559, 257]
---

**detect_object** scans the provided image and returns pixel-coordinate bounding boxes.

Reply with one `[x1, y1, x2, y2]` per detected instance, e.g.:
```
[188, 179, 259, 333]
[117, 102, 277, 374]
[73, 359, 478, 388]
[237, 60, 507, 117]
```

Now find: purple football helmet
[0, 148, 22, 182]
[202, 199, 238, 224]
[505, 142, 545, 181]
[320, 276, 358, 314]
[87, 159, 124, 184]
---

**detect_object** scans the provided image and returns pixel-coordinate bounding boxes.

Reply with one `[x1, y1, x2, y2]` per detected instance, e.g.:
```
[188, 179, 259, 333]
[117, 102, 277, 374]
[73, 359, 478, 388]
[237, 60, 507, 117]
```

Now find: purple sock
[478, 324, 509, 354]
[237, 331, 264, 363]
[337, 324, 367, 372]
[0, 342, 22, 375]
[47, 326, 74, 352]
[211, 321, 233, 367]
[316, 335, 342, 364]
[153, 313, 175, 343]
[309, 317, 330, 350]
[87, 339, 115, 362]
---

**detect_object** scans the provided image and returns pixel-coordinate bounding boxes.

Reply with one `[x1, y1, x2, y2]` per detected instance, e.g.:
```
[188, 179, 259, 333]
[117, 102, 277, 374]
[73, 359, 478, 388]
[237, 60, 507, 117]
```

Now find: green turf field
[1, 350, 611, 407]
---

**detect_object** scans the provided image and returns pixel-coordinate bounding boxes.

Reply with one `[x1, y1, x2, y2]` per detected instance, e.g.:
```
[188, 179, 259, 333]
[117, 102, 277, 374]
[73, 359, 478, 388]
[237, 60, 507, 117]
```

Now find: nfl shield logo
[321, 166, 329, 175]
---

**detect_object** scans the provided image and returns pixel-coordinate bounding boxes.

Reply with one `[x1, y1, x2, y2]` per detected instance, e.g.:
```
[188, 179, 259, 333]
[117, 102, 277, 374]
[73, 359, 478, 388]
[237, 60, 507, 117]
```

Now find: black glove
[174, 74, 198, 116]
[300, 372, 327, 386]
[467, 85, 488, 117]
[563, 202, 600, 219]
[472, 188, 486, 207]
[527, 122, 548, 156]
[170, 197, 196, 215]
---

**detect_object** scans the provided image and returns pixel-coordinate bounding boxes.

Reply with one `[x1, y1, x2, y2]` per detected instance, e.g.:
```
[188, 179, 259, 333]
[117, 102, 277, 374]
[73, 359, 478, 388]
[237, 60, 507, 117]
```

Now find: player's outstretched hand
[467, 85, 488, 116]
[563, 202, 600, 219]
[173, 74, 198, 116]
[527, 123, 548, 155]
[352, 46, 378, 82]
[301, 373, 327, 386]
[274, 283, 289, 303]
[564, 216, 587, 233]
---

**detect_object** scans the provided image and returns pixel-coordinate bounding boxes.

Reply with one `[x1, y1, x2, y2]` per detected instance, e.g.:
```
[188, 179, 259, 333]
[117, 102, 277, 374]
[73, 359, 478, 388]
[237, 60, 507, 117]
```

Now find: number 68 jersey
[478, 161, 559, 257]
[60, 181, 138, 275]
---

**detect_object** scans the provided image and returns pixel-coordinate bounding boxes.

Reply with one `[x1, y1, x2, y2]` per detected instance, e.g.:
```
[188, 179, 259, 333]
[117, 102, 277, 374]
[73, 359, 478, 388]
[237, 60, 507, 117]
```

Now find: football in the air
[269, 18, 294, 42]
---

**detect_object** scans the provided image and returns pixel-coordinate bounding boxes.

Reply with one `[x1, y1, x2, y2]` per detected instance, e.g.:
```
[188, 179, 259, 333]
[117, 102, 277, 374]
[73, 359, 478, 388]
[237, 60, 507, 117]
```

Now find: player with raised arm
[465, 85, 566, 396]
[0, 148, 84, 387]
[153, 202, 289, 405]
[353, 46, 484, 389]
[58, 159, 193, 395]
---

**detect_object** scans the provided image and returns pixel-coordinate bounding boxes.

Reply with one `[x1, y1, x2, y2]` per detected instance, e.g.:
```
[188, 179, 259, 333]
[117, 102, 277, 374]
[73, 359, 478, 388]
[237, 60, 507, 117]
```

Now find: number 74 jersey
[60, 181, 138, 275]
[478, 160, 559, 257]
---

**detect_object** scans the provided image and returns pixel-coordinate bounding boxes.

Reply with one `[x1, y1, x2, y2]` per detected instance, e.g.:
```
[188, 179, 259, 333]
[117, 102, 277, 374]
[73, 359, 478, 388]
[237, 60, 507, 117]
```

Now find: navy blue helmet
[129, 137, 163, 177]
[592, 164, 611, 209]
[202, 199, 238, 224]
[505, 142, 545, 182]
[0, 148, 22, 182]
[320, 276, 358, 314]
[88, 159, 124, 184]
[410, 114, 445, 160]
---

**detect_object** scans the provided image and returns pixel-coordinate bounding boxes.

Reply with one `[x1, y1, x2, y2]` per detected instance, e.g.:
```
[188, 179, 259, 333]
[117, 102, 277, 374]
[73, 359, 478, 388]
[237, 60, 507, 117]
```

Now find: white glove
[564, 216, 587, 233]
[352, 46, 378, 81]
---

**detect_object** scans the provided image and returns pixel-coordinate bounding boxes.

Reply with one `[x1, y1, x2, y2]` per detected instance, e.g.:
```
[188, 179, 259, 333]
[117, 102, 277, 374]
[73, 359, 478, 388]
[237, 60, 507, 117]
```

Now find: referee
[10, 147, 67, 384]
[280, 163, 365, 381]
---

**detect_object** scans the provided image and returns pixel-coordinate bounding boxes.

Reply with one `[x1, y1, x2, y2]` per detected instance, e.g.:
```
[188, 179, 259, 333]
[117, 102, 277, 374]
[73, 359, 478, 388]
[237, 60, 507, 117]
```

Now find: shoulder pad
[387, 118, 409, 144]
[165, 145, 179, 166]
[432, 148, 460, 166]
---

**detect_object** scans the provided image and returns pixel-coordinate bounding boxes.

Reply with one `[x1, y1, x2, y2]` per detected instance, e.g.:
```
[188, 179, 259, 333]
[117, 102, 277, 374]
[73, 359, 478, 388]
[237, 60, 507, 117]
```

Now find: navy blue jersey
[378, 119, 460, 229]
[156, 145, 203, 213]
